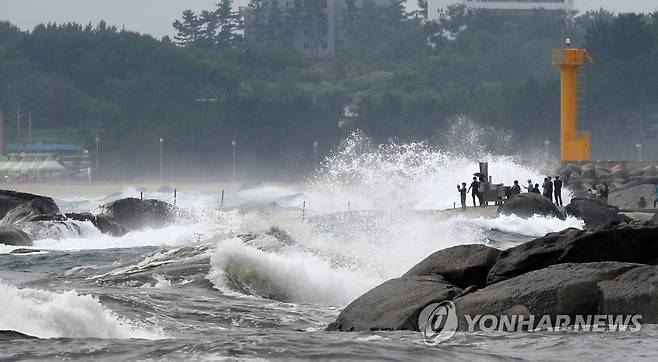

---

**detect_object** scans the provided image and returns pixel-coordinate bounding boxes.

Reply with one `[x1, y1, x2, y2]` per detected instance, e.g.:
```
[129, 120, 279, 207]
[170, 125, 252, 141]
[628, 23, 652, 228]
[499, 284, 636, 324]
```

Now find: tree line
[0, 4, 657, 179]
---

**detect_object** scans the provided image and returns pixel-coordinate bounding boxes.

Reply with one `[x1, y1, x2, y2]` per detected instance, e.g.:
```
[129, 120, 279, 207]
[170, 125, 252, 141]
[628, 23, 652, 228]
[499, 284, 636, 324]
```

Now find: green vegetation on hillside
[1, 3, 657, 178]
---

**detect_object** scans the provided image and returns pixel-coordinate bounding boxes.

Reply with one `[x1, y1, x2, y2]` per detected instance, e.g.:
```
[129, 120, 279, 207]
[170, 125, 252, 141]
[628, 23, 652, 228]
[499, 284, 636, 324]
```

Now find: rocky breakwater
[328, 220, 658, 332]
[0, 190, 179, 246]
[557, 162, 658, 197]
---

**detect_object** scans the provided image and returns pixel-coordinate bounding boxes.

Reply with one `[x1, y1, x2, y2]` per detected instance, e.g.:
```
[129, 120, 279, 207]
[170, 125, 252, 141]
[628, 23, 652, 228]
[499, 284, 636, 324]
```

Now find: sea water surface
[1, 136, 656, 361]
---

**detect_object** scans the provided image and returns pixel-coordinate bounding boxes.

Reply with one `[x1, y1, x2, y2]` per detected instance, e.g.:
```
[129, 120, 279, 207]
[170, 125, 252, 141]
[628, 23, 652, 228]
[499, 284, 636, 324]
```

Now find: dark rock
[10, 248, 40, 254]
[402, 244, 500, 288]
[66, 212, 128, 237]
[101, 198, 176, 231]
[0, 190, 55, 219]
[487, 222, 658, 285]
[652, 213, 658, 224]
[497, 193, 563, 219]
[0, 190, 64, 224]
[598, 266, 658, 323]
[0, 227, 32, 246]
[455, 262, 641, 330]
[0, 330, 38, 340]
[565, 198, 631, 230]
[327, 275, 462, 331]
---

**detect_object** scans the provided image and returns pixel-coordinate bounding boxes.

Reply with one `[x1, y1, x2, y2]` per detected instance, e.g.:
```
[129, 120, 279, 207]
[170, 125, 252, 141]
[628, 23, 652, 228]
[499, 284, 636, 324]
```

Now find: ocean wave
[207, 238, 379, 305]
[0, 283, 164, 339]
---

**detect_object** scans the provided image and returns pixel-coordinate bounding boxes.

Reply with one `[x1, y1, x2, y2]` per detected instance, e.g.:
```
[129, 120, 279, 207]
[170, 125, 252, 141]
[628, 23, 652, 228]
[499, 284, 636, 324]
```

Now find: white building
[428, 0, 574, 20]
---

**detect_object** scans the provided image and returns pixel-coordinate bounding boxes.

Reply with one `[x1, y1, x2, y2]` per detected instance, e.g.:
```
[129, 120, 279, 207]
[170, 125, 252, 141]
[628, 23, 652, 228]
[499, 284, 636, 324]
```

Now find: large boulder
[402, 244, 501, 288]
[565, 198, 630, 230]
[101, 198, 176, 231]
[598, 266, 658, 323]
[455, 262, 641, 330]
[326, 275, 462, 331]
[0, 190, 64, 224]
[1, 198, 66, 224]
[487, 222, 658, 285]
[497, 193, 563, 219]
[66, 212, 128, 237]
[0, 227, 32, 246]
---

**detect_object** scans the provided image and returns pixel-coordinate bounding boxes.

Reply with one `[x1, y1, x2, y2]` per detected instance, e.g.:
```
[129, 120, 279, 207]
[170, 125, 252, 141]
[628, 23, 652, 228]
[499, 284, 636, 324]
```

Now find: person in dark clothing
[478, 177, 486, 207]
[511, 180, 521, 195]
[600, 183, 609, 204]
[457, 183, 467, 209]
[467, 177, 479, 207]
[553, 176, 563, 206]
[532, 184, 541, 194]
[546, 177, 554, 203]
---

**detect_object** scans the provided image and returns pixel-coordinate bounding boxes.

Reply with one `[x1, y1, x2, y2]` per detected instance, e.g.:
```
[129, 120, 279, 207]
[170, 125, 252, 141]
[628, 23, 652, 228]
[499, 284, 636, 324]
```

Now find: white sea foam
[0, 283, 164, 339]
[207, 133, 583, 304]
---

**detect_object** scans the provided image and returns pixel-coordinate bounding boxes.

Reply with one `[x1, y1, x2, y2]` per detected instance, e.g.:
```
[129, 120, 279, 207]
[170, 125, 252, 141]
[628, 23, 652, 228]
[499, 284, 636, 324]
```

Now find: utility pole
[232, 140, 237, 178]
[16, 106, 21, 145]
[159, 137, 164, 181]
[28, 112, 32, 144]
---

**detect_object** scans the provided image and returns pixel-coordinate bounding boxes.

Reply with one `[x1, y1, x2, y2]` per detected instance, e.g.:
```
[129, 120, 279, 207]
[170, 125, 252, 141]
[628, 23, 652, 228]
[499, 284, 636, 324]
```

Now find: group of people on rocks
[587, 183, 610, 204]
[456, 175, 564, 209]
[457, 177, 487, 208]
[517, 176, 564, 206]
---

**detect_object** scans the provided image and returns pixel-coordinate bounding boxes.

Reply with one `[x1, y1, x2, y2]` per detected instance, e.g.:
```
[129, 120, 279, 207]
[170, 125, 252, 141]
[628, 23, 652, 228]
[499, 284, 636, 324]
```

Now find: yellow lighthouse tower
[552, 41, 594, 161]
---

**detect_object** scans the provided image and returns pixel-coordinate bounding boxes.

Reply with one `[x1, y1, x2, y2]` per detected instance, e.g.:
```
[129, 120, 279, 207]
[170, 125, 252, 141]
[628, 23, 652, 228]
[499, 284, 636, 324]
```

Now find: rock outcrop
[565, 198, 630, 230]
[598, 266, 658, 323]
[402, 244, 500, 288]
[0, 190, 64, 224]
[328, 220, 658, 333]
[65, 212, 128, 237]
[497, 193, 563, 219]
[486, 221, 658, 285]
[0, 227, 32, 246]
[455, 262, 640, 330]
[327, 275, 461, 331]
[101, 198, 176, 231]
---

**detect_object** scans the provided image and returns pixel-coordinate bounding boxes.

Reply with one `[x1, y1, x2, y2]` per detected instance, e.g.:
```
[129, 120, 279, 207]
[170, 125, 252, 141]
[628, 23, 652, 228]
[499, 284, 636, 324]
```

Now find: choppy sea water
[1, 137, 655, 361]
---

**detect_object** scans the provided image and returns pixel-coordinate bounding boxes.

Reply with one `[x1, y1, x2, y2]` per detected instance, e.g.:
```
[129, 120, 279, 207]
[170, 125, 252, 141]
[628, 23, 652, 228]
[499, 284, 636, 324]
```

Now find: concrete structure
[552, 46, 594, 161]
[244, 0, 390, 58]
[428, 0, 574, 20]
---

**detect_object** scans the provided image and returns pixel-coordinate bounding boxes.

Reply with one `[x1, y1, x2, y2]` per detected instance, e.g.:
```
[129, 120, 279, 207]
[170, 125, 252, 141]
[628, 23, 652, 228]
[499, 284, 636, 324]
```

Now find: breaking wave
[0, 283, 164, 339]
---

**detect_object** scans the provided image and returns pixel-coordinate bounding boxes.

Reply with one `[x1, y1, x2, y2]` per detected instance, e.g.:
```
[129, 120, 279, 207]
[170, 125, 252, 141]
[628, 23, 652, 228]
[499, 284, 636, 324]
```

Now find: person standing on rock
[554, 176, 563, 206]
[600, 183, 609, 205]
[457, 183, 467, 209]
[654, 184, 658, 208]
[542, 178, 551, 200]
[524, 179, 533, 192]
[511, 180, 521, 195]
[546, 177, 554, 203]
[467, 177, 479, 207]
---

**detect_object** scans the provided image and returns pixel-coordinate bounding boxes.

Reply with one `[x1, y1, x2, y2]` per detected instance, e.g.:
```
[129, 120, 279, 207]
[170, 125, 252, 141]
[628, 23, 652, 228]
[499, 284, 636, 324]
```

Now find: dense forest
[0, 1, 657, 179]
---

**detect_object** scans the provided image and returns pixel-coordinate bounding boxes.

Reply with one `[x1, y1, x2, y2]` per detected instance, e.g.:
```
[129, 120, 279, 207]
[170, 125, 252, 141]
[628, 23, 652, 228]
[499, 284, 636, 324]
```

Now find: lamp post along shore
[159, 137, 164, 181]
[232, 140, 237, 178]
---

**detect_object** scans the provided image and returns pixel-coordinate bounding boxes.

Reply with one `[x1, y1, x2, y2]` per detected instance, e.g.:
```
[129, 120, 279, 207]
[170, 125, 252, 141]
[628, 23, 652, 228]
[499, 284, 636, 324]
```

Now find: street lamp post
[159, 137, 164, 181]
[313, 141, 318, 170]
[95, 136, 100, 171]
[232, 140, 237, 178]
[544, 139, 551, 159]
[636, 144, 643, 162]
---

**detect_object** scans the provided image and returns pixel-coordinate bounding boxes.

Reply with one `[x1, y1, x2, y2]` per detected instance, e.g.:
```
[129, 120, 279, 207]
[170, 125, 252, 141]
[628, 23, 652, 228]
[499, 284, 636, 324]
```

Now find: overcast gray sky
[0, 0, 657, 39]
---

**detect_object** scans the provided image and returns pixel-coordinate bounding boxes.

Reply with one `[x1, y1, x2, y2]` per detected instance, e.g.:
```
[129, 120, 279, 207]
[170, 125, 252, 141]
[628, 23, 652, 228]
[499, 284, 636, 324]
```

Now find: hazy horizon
[1, 0, 657, 39]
